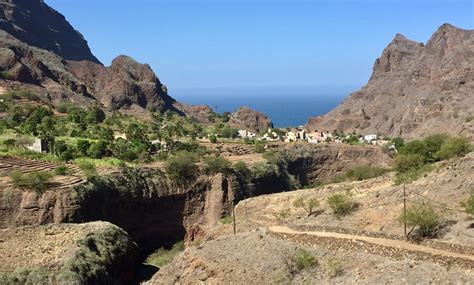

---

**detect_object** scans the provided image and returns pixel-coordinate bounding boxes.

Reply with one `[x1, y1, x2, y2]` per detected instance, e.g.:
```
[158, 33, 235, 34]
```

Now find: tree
[393, 154, 425, 172]
[76, 140, 92, 157]
[164, 151, 199, 182]
[86, 106, 106, 124]
[434, 137, 471, 160]
[399, 203, 440, 238]
[293, 196, 320, 217]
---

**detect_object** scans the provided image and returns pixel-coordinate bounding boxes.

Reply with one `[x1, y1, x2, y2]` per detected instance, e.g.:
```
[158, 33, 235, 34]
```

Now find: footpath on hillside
[268, 226, 474, 268]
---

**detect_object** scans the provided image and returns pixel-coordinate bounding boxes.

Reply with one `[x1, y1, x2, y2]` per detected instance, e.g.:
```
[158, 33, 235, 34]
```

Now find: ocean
[171, 86, 351, 128]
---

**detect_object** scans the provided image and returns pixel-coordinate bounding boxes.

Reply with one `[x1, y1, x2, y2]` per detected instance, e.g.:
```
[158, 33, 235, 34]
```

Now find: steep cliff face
[283, 144, 392, 186]
[0, 0, 100, 63]
[307, 24, 474, 138]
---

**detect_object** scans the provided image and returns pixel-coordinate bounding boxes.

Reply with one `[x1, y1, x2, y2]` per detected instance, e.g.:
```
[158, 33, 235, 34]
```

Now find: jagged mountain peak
[307, 23, 474, 139]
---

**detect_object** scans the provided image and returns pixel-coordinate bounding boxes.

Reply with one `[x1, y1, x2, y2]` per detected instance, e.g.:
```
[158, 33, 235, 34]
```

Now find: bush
[78, 161, 97, 178]
[345, 165, 388, 181]
[293, 196, 320, 217]
[461, 193, 474, 216]
[327, 193, 358, 218]
[399, 203, 440, 238]
[203, 155, 231, 175]
[233, 161, 250, 175]
[326, 258, 344, 278]
[10, 170, 54, 193]
[274, 208, 290, 224]
[254, 141, 265, 153]
[391, 137, 405, 149]
[3, 138, 16, 147]
[393, 154, 425, 172]
[145, 241, 185, 268]
[208, 134, 217, 143]
[434, 137, 471, 160]
[54, 165, 72, 176]
[293, 248, 317, 271]
[219, 216, 233, 224]
[164, 151, 199, 182]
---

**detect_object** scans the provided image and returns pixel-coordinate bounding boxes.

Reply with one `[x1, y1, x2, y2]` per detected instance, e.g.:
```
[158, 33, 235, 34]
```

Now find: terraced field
[0, 157, 116, 190]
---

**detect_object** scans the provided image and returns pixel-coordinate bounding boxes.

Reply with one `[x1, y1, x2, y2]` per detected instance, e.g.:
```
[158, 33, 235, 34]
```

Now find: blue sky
[47, 0, 473, 94]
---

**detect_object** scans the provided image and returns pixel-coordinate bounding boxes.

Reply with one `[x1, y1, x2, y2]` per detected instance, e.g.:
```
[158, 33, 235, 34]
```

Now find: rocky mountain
[307, 24, 474, 139]
[0, 0, 203, 115]
[0, 0, 100, 63]
[229, 106, 273, 132]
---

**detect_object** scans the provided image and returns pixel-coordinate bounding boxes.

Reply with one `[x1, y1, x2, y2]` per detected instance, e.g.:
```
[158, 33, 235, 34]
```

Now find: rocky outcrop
[307, 24, 474, 139]
[0, 0, 100, 63]
[0, 222, 138, 284]
[229, 106, 273, 132]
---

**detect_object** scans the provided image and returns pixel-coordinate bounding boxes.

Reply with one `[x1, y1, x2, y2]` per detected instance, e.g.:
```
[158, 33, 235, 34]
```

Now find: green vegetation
[345, 164, 389, 181]
[10, 170, 54, 193]
[393, 134, 472, 185]
[274, 208, 290, 224]
[399, 203, 440, 238]
[326, 258, 344, 278]
[292, 196, 320, 217]
[145, 241, 185, 268]
[254, 140, 266, 153]
[0, 268, 51, 285]
[292, 248, 318, 271]
[54, 165, 72, 176]
[327, 193, 358, 218]
[219, 216, 233, 224]
[164, 151, 199, 182]
[58, 225, 136, 284]
[77, 161, 97, 178]
[461, 192, 474, 216]
[203, 155, 231, 175]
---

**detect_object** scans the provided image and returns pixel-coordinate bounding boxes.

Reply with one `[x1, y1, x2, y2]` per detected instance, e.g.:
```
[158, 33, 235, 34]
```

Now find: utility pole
[232, 201, 236, 235]
[403, 183, 407, 239]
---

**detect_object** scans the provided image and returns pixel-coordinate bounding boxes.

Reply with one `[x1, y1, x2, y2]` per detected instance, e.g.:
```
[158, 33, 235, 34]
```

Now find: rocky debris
[0, 222, 138, 284]
[307, 24, 474, 139]
[0, 0, 100, 63]
[268, 230, 474, 269]
[147, 230, 474, 284]
[229, 106, 273, 133]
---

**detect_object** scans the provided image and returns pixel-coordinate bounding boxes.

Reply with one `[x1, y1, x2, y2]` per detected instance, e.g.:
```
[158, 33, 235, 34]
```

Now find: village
[235, 127, 390, 146]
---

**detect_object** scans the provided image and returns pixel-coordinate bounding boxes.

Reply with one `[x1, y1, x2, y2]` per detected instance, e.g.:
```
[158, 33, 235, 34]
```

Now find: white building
[362, 134, 378, 143]
[238, 130, 256, 139]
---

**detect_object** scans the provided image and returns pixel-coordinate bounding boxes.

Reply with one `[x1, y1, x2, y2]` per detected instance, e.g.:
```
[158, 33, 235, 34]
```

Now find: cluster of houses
[237, 128, 390, 146]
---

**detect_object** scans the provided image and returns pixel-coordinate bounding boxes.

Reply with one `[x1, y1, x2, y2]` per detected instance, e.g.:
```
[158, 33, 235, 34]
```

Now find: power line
[407, 190, 466, 213]
[406, 199, 467, 214]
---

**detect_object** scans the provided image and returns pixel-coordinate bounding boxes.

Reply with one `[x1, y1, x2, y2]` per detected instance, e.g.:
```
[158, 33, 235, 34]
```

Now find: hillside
[307, 24, 474, 139]
[149, 153, 474, 284]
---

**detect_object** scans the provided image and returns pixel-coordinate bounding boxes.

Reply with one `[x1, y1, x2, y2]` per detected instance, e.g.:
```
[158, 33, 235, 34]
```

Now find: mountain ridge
[307, 23, 474, 138]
